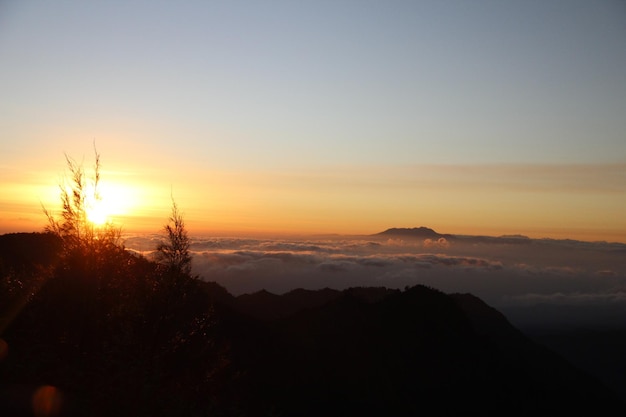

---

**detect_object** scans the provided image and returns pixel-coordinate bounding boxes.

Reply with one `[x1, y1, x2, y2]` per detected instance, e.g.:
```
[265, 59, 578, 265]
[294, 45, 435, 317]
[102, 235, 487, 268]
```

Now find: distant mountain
[376, 227, 536, 245]
[376, 227, 454, 240]
[454, 234, 534, 245]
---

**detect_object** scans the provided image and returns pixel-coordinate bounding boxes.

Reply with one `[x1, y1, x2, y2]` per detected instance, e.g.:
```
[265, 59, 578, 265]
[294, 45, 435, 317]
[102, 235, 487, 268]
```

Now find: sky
[1, 1, 625, 241]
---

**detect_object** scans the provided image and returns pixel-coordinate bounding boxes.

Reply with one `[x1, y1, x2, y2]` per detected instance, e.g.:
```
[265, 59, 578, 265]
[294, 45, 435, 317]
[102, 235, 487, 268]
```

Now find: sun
[85, 193, 110, 226]
[83, 181, 133, 227]
[86, 199, 109, 225]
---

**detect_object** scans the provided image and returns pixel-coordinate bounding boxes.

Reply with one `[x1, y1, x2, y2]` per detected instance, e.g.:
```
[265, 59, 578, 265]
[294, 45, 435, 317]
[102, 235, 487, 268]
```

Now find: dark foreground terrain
[1, 233, 625, 416]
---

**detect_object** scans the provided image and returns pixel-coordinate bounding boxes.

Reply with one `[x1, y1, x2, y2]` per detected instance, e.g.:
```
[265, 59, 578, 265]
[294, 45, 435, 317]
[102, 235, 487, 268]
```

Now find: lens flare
[32, 385, 63, 417]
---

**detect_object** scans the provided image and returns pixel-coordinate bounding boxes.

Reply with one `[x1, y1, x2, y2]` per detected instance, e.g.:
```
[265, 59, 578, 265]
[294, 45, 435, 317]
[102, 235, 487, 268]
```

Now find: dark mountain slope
[214, 286, 626, 417]
[0, 232, 61, 272]
[2, 233, 624, 416]
[232, 287, 395, 321]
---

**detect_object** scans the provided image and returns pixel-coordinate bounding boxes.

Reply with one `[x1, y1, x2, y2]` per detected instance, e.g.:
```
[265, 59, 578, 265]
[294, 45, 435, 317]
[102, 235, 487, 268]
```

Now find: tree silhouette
[156, 198, 192, 276]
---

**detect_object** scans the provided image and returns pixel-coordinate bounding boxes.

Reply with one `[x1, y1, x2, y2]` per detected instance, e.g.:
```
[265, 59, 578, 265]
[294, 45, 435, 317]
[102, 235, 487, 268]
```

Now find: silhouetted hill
[2, 232, 625, 416]
[232, 287, 396, 321]
[214, 286, 625, 416]
[0, 232, 61, 272]
[376, 226, 453, 240]
[234, 288, 339, 321]
[451, 292, 523, 338]
[197, 279, 237, 306]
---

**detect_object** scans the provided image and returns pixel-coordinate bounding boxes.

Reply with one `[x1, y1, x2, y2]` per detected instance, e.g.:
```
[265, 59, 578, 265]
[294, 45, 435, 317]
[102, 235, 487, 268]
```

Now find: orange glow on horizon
[0, 154, 624, 244]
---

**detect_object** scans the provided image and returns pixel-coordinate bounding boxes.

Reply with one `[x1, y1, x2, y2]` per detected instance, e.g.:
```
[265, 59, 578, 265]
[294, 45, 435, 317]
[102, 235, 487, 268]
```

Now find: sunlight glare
[85, 196, 108, 225]
[84, 181, 137, 226]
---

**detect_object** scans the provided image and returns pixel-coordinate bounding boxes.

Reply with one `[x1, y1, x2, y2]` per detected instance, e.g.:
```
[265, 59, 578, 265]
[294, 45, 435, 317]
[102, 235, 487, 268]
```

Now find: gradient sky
[1, 1, 625, 241]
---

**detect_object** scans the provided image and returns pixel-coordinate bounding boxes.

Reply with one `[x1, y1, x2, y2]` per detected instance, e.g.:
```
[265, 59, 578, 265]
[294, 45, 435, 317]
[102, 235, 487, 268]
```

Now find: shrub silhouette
[1, 150, 219, 416]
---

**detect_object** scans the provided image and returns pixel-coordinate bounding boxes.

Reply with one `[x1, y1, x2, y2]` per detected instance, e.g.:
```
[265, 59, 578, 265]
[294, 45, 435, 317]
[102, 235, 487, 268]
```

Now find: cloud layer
[125, 234, 626, 328]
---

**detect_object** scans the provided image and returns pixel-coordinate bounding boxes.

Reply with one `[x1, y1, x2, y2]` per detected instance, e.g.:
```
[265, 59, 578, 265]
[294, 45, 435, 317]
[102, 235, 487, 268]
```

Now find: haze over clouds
[125, 232, 626, 328]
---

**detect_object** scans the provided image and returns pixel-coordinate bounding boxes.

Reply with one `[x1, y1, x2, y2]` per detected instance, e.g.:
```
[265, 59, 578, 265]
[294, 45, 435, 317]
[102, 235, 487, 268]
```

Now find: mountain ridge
[2, 232, 626, 415]
[211, 284, 626, 416]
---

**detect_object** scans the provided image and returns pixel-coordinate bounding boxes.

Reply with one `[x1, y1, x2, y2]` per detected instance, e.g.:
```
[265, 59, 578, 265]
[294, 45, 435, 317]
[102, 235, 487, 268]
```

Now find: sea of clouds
[124, 234, 626, 329]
